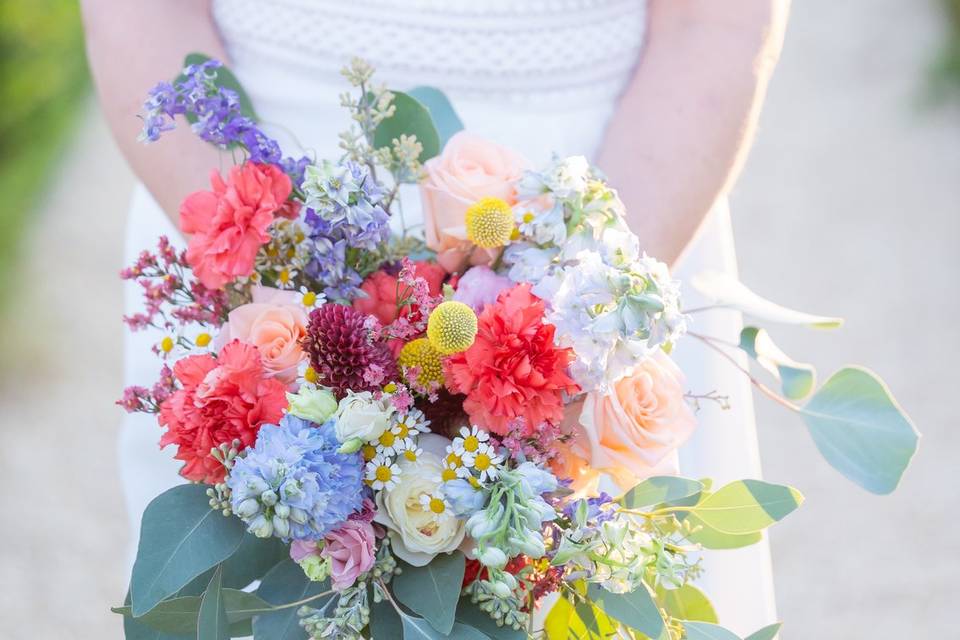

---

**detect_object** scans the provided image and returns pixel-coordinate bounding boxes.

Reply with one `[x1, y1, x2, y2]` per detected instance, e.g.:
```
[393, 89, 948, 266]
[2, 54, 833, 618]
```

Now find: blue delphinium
[140, 60, 309, 183]
[301, 160, 391, 300]
[226, 414, 364, 541]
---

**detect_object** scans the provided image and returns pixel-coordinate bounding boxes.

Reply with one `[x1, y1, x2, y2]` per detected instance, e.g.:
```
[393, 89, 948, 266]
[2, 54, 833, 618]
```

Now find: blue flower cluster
[140, 60, 309, 182]
[226, 415, 365, 541]
[301, 160, 391, 300]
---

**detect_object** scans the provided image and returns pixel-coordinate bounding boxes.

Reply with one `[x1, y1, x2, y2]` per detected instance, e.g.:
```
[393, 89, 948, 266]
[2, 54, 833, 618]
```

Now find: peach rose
[216, 286, 308, 384]
[419, 132, 526, 272]
[567, 352, 697, 490]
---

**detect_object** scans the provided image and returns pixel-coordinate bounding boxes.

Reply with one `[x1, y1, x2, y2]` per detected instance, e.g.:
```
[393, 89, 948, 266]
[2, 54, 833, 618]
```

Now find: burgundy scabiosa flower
[302, 304, 398, 398]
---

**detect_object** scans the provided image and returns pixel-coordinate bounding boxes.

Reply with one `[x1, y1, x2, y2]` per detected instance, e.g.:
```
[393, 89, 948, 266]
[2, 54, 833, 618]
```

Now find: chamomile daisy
[391, 408, 431, 440]
[374, 428, 414, 457]
[461, 442, 504, 483]
[397, 441, 423, 463]
[295, 286, 326, 309]
[452, 425, 490, 456]
[365, 454, 401, 491]
[418, 492, 450, 517]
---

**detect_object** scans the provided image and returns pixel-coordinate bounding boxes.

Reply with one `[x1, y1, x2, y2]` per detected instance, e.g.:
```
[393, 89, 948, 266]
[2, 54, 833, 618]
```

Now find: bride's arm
[80, 0, 229, 222]
[597, 0, 790, 266]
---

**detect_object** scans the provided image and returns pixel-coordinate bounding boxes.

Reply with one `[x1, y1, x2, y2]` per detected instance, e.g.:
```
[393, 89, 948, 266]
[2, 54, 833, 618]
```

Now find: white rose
[374, 434, 466, 566]
[333, 391, 395, 443]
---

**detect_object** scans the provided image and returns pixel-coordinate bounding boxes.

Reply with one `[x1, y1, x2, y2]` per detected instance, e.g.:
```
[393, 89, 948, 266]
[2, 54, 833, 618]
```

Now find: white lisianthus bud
[334, 391, 395, 443]
[286, 386, 338, 425]
[338, 437, 364, 454]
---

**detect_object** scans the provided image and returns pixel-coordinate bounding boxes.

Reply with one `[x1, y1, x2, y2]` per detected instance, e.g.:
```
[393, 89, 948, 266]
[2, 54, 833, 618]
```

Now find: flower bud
[476, 546, 508, 569]
[273, 516, 290, 538]
[289, 507, 309, 525]
[274, 503, 291, 519]
[338, 437, 364, 454]
[249, 514, 274, 538]
[492, 581, 512, 598]
[236, 498, 260, 518]
[260, 489, 279, 506]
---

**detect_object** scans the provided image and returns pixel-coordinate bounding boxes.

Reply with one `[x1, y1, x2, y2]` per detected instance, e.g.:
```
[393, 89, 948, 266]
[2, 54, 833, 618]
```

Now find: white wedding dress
[121, 0, 776, 633]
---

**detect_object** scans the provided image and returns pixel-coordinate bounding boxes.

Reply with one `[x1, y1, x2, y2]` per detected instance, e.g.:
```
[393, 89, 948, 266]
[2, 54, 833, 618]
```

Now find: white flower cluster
[505, 156, 688, 391]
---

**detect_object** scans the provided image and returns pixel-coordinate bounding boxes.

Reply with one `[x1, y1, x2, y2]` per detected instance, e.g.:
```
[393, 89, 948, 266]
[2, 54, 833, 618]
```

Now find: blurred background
[0, 0, 957, 638]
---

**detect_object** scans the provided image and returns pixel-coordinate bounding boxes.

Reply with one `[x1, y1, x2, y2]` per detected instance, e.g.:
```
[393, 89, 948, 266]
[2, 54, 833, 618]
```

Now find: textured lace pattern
[213, 0, 647, 106]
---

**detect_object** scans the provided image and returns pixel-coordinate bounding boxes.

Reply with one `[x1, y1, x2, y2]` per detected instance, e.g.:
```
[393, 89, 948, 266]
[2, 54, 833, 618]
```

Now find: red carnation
[444, 284, 579, 436]
[301, 304, 398, 398]
[158, 340, 287, 483]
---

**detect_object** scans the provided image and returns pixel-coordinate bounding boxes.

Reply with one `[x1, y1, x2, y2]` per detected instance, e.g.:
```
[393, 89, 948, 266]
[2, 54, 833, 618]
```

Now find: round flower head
[465, 197, 515, 248]
[427, 301, 478, 355]
[226, 415, 365, 540]
[399, 337, 445, 387]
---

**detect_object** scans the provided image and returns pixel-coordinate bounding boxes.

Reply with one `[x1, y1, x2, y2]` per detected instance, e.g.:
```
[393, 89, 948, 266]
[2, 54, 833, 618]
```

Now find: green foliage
[655, 584, 718, 623]
[197, 567, 229, 640]
[739, 327, 816, 400]
[373, 91, 441, 162]
[407, 86, 464, 149]
[130, 485, 246, 617]
[688, 480, 804, 535]
[0, 0, 88, 305]
[393, 552, 465, 634]
[683, 621, 742, 640]
[586, 584, 666, 639]
[618, 476, 703, 509]
[800, 366, 920, 494]
[744, 623, 782, 640]
[179, 534, 289, 595]
[930, 0, 960, 102]
[543, 595, 619, 640]
[369, 597, 403, 639]
[455, 597, 527, 640]
[254, 559, 332, 640]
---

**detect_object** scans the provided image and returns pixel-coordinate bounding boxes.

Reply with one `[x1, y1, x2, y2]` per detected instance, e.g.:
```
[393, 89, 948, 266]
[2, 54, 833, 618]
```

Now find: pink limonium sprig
[117, 365, 178, 414]
[384, 257, 444, 342]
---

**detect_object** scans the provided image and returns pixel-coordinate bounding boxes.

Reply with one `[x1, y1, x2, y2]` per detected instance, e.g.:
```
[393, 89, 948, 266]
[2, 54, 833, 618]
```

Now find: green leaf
[370, 597, 403, 639]
[114, 597, 201, 635]
[587, 584, 665, 638]
[543, 596, 618, 640]
[400, 614, 488, 640]
[683, 621, 742, 640]
[407, 86, 464, 149]
[683, 513, 764, 550]
[122, 615, 190, 640]
[178, 52, 258, 121]
[618, 477, 703, 509]
[744, 622, 782, 640]
[130, 485, 246, 617]
[655, 584, 717, 623]
[197, 566, 229, 640]
[690, 480, 803, 535]
[456, 597, 526, 640]
[179, 534, 290, 596]
[374, 91, 441, 162]
[799, 366, 920, 494]
[254, 560, 333, 640]
[690, 271, 843, 328]
[394, 552, 465, 634]
[740, 327, 816, 400]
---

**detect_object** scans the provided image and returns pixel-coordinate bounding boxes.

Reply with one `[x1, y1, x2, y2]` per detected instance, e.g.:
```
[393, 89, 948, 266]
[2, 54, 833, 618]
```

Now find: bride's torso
[211, 0, 647, 163]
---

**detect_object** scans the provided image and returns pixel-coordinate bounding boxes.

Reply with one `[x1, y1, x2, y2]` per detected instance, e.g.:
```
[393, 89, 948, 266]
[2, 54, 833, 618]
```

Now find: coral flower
[444, 284, 579, 435]
[158, 340, 287, 483]
[180, 162, 292, 289]
[353, 260, 445, 326]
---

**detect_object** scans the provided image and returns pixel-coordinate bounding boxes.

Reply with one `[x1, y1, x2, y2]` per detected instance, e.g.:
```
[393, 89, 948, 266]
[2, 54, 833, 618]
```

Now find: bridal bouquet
[115, 57, 919, 640]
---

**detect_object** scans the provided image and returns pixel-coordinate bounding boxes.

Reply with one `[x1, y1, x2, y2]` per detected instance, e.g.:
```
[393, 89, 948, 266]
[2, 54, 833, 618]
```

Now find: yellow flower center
[362, 445, 377, 462]
[522, 212, 535, 224]
[473, 453, 491, 471]
[160, 337, 174, 353]
[468, 476, 481, 489]
[383, 382, 397, 393]
[195, 333, 212, 347]
[302, 291, 317, 307]
[441, 468, 458, 482]
[304, 367, 319, 384]
[463, 435, 479, 452]
[403, 449, 418, 462]
[395, 423, 410, 438]
[428, 498, 446, 514]
[398, 337, 446, 385]
[278, 269, 291, 284]
[446, 453, 462, 467]
[379, 431, 396, 447]
[426, 301, 478, 356]
[375, 465, 393, 482]
[465, 196, 515, 248]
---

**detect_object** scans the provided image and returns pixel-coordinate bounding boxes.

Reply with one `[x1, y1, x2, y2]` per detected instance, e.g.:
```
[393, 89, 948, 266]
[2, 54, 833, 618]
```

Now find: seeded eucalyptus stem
[239, 589, 335, 615]
[687, 331, 801, 412]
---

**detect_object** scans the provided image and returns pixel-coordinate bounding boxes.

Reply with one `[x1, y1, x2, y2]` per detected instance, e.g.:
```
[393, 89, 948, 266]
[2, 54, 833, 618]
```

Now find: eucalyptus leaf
[370, 597, 403, 639]
[740, 327, 816, 400]
[123, 615, 191, 640]
[690, 480, 803, 535]
[690, 270, 842, 328]
[178, 52, 258, 121]
[799, 366, 919, 494]
[254, 560, 333, 640]
[373, 91, 440, 162]
[400, 614, 488, 640]
[655, 584, 717, 623]
[114, 589, 270, 635]
[197, 566, 229, 640]
[744, 622, 782, 640]
[542, 596, 617, 640]
[130, 485, 246, 617]
[407, 86, 464, 149]
[179, 534, 290, 596]
[586, 584, 665, 638]
[394, 552, 465, 634]
[683, 621, 742, 640]
[683, 513, 764, 550]
[618, 476, 703, 509]
[456, 597, 526, 640]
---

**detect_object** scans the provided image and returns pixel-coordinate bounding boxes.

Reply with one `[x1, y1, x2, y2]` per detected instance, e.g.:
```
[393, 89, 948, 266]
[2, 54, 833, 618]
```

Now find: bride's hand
[81, 0, 229, 225]
[598, 0, 790, 267]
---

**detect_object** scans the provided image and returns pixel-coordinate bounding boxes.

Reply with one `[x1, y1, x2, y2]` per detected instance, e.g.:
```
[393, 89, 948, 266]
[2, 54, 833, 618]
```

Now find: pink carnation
[180, 162, 292, 289]
[158, 340, 287, 483]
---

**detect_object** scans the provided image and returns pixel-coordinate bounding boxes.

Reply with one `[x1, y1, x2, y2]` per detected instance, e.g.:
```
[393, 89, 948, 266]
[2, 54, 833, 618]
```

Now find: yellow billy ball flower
[398, 337, 445, 386]
[427, 301, 478, 355]
[465, 197, 514, 249]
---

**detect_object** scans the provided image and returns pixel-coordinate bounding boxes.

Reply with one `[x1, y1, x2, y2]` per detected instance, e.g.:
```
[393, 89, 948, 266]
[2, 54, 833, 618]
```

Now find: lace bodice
[213, 0, 647, 108]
